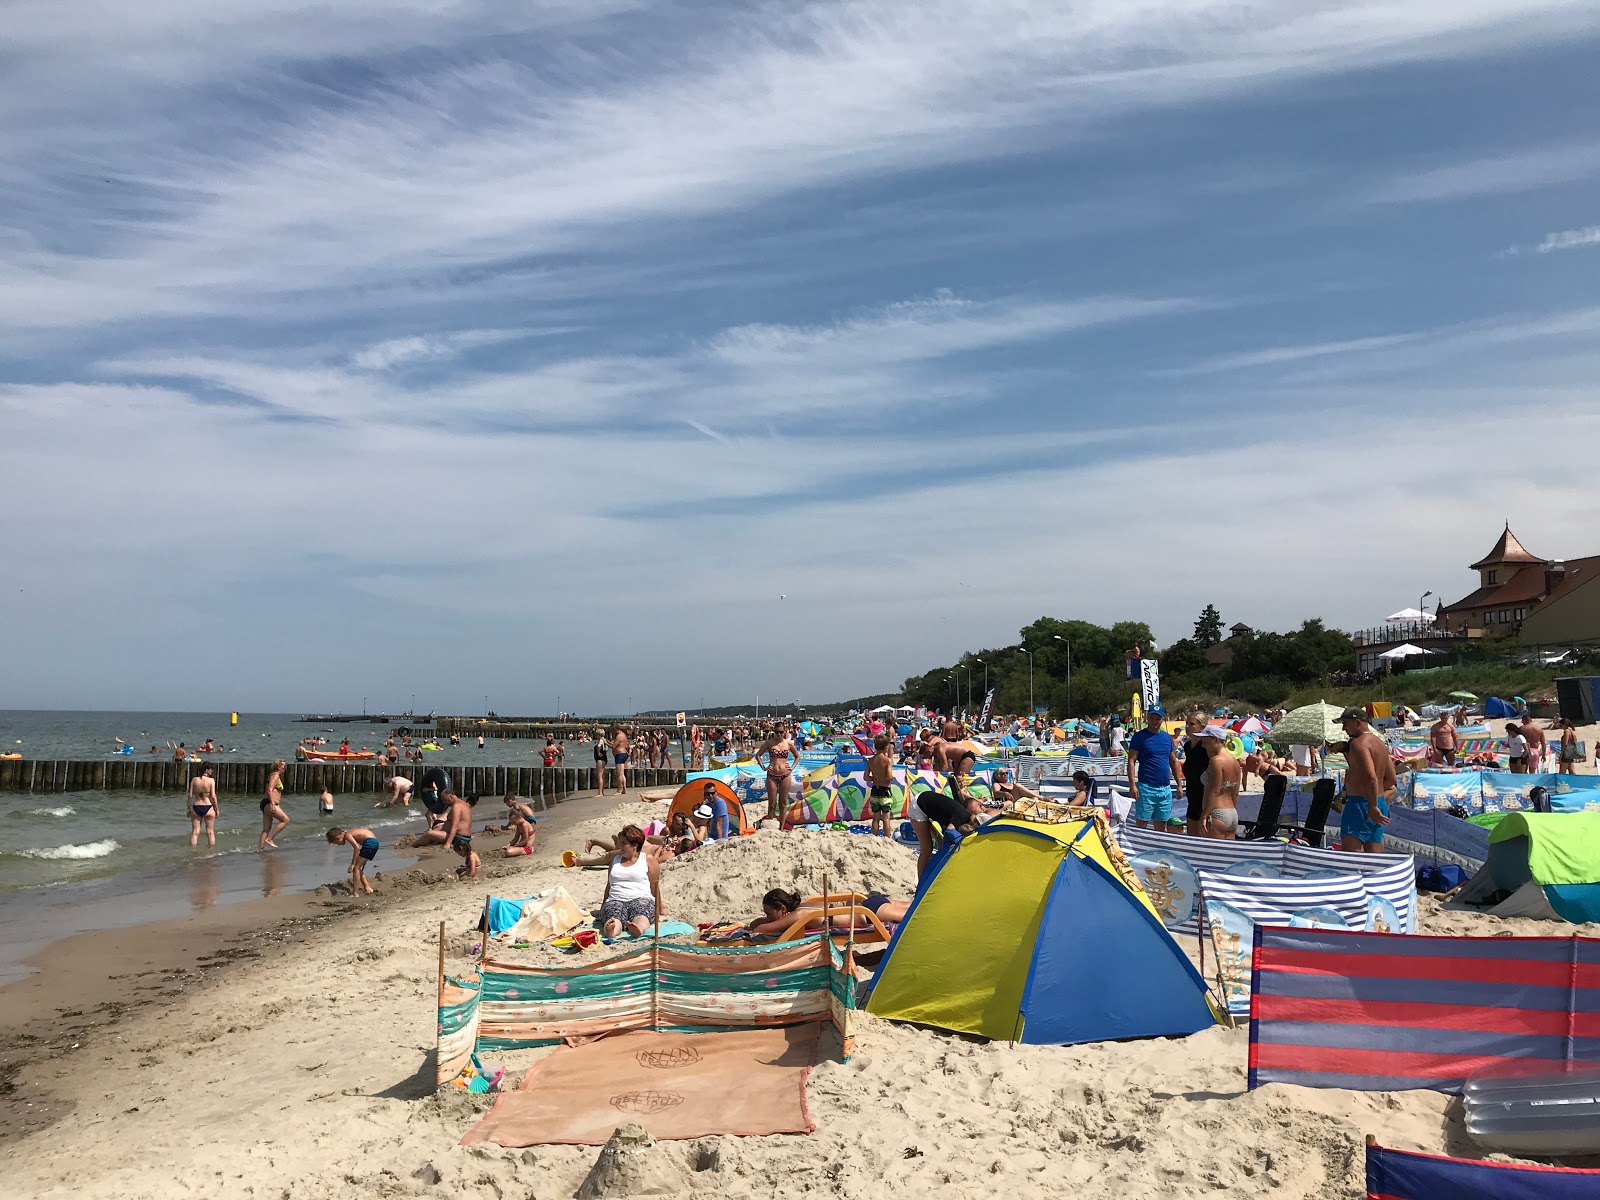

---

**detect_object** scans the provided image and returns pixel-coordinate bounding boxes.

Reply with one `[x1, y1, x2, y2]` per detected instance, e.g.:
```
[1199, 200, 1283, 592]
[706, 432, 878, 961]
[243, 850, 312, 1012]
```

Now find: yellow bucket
[561, 850, 577, 867]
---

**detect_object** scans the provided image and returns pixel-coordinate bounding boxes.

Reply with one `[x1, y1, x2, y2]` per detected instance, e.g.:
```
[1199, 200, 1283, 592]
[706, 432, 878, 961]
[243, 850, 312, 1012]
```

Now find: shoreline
[0, 789, 621, 1146]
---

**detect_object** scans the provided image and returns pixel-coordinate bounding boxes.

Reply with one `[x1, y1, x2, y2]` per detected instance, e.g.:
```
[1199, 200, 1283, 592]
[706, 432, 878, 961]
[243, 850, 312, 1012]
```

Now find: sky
[3, 1, 1599, 716]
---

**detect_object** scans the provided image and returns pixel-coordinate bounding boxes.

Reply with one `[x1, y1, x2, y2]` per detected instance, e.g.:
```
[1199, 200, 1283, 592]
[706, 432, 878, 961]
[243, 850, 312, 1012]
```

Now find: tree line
[894, 606, 1357, 718]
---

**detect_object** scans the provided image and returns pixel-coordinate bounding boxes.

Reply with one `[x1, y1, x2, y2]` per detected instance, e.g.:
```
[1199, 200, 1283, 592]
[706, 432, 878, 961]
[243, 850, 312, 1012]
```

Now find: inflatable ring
[1226, 734, 1245, 756]
[561, 850, 578, 867]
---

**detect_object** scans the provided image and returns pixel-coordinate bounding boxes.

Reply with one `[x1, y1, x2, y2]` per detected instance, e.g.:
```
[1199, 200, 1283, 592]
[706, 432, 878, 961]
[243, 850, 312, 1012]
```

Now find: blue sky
[3, 1, 1599, 714]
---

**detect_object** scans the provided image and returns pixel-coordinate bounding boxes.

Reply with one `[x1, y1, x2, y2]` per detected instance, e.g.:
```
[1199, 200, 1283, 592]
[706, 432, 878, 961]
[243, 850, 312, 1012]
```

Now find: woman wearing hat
[1195, 726, 1242, 839]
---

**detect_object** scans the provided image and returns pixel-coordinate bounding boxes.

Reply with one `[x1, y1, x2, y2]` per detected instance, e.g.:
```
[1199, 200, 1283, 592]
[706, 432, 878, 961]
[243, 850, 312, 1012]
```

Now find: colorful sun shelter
[865, 816, 1217, 1044]
[1454, 812, 1600, 923]
[792, 767, 993, 825]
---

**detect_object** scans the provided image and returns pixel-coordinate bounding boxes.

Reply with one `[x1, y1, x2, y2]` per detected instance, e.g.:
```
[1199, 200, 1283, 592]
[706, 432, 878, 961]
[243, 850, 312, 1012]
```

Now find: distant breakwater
[0, 759, 687, 797]
[430, 718, 692, 740]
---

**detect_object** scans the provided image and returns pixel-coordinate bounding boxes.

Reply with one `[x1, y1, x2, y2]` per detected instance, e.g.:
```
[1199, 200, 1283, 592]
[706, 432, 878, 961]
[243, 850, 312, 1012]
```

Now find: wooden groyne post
[0, 759, 687, 797]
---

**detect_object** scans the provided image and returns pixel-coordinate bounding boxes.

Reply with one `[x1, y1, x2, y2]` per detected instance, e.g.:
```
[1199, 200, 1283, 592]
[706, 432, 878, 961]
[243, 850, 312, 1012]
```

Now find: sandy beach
[2, 779, 1595, 1200]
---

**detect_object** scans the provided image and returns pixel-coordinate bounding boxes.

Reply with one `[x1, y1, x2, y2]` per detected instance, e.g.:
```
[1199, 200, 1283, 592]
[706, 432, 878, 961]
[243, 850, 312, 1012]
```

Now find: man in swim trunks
[326, 826, 379, 896]
[611, 729, 631, 794]
[757, 727, 798, 822]
[1126, 706, 1181, 829]
[1429, 712, 1457, 768]
[187, 763, 219, 847]
[1519, 713, 1547, 774]
[378, 774, 412, 808]
[1338, 708, 1396, 853]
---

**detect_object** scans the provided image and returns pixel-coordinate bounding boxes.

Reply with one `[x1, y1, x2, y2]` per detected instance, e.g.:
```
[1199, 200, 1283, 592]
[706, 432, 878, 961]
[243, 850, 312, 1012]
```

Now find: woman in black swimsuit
[594, 738, 609, 795]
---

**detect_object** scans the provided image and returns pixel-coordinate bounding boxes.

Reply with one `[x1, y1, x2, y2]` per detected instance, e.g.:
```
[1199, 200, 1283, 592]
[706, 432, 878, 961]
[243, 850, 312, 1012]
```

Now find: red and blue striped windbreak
[1367, 1140, 1600, 1199]
[1249, 926, 1600, 1092]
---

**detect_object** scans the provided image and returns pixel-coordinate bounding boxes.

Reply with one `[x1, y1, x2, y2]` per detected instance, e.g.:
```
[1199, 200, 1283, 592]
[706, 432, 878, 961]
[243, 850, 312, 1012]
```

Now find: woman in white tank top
[597, 825, 661, 937]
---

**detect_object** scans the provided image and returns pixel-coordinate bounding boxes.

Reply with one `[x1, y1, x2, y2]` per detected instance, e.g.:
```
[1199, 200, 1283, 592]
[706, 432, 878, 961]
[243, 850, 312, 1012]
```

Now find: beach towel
[500, 888, 585, 941]
[460, 1027, 819, 1146]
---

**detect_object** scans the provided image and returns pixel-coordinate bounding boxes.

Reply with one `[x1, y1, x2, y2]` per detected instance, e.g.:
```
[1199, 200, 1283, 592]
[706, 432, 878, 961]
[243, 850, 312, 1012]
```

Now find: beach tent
[1484, 696, 1518, 719]
[1454, 813, 1600, 923]
[665, 778, 755, 836]
[866, 816, 1216, 1045]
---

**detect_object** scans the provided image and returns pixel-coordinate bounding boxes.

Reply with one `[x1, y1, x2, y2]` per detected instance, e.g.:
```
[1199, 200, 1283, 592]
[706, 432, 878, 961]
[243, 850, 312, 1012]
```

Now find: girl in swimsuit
[259, 759, 291, 850]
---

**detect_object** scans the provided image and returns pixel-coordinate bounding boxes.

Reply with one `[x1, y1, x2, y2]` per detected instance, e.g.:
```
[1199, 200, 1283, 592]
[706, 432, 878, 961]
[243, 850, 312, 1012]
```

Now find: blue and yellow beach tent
[866, 816, 1217, 1044]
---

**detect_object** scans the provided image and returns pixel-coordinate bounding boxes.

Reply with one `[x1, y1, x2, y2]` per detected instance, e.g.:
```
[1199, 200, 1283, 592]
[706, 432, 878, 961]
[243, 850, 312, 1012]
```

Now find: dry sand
[2, 787, 1597, 1198]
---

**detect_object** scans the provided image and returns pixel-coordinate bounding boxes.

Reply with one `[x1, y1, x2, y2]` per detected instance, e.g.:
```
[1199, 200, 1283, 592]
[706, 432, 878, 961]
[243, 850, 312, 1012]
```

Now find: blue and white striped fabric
[1284, 844, 1418, 933]
[1120, 826, 1288, 934]
[1200, 868, 1370, 931]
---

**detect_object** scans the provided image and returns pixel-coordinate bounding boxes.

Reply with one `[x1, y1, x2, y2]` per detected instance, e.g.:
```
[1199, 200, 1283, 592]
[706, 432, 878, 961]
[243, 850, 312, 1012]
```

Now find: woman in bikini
[757, 729, 797, 822]
[1197, 726, 1241, 839]
[186, 762, 219, 847]
[1558, 719, 1579, 775]
[258, 759, 291, 850]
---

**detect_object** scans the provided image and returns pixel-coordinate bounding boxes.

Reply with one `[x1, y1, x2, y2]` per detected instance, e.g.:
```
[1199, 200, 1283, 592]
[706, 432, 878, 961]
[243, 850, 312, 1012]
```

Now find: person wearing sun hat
[1337, 706, 1395, 852]
[1195, 724, 1242, 838]
[691, 779, 730, 841]
[1127, 704, 1182, 829]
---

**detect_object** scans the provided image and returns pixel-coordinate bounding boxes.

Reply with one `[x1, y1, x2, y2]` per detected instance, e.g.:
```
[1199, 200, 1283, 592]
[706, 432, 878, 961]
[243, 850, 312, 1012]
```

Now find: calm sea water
[0, 709, 608, 897]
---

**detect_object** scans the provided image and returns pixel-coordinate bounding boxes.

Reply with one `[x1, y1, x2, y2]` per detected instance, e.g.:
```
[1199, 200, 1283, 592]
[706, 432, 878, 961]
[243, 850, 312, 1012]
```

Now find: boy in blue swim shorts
[326, 826, 378, 896]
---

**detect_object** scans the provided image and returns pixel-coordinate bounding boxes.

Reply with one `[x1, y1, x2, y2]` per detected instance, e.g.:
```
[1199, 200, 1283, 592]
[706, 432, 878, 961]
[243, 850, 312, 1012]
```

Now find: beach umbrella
[1449, 691, 1478, 701]
[1385, 608, 1436, 622]
[1265, 701, 1346, 746]
[1377, 643, 1434, 660]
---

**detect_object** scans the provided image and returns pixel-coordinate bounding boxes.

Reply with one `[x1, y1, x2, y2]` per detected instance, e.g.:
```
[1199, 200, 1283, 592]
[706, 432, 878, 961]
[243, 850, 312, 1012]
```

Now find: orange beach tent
[666, 779, 755, 836]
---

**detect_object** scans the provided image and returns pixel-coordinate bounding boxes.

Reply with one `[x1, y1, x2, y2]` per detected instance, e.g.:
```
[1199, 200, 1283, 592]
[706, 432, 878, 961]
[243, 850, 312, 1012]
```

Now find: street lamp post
[974, 657, 987, 704]
[1017, 648, 1033, 715]
[1420, 590, 1433, 635]
[1051, 635, 1072, 716]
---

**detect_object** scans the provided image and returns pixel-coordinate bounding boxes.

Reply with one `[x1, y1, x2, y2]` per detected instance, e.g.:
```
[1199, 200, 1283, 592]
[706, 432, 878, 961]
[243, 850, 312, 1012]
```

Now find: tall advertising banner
[1140, 659, 1161, 711]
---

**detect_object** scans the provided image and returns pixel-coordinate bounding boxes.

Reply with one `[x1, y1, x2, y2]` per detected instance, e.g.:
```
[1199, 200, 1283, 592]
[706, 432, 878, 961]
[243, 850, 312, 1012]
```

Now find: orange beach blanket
[460, 1026, 819, 1146]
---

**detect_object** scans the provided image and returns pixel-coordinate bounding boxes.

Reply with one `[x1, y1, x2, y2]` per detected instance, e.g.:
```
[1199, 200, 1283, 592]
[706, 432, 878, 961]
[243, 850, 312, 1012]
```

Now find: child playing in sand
[326, 826, 378, 896]
[502, 808, 537, 858]
[867, 735, 895, 837]
[453, 836, 481, 878]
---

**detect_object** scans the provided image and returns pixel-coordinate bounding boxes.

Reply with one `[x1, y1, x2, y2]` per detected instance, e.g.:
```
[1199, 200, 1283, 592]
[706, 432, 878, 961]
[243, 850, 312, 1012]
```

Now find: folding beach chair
[1281, 779, 1337, 847]
[1239, 774, 1288, 841]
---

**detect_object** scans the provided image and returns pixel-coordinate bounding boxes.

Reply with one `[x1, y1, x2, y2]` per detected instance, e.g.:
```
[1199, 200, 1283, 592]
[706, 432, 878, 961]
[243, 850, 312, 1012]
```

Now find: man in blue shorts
[1337, 707, 1396, 852]
[1127, 705, 1182, 829]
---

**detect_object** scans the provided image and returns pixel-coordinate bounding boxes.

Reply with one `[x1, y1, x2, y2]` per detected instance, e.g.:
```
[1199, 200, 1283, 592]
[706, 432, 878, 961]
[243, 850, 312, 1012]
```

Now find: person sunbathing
[747, 889, 912, 938]
[988, 768, 1039, 807]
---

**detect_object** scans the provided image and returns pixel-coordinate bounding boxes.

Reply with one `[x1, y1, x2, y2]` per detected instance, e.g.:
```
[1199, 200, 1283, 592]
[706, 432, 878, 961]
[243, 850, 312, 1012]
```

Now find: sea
[0, 710, 593, 984]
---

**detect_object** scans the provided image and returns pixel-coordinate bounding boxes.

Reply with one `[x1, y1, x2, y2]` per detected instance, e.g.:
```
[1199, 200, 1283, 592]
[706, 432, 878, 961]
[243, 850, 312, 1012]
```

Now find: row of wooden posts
[429, 718, 691, 740]
[0, 758, 688, 797]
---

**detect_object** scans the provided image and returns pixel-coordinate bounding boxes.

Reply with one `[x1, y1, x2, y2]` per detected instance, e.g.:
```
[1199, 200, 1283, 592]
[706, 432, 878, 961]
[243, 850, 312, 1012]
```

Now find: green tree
[1160, 637, 1209, 676]
[1193, 604, 1224, 647]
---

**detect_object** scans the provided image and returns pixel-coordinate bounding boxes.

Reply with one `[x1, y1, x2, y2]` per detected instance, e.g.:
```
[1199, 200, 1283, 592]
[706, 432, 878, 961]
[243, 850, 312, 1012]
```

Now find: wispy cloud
[1532, 224, 1600, 254]
[1363, 142, 1600, 206]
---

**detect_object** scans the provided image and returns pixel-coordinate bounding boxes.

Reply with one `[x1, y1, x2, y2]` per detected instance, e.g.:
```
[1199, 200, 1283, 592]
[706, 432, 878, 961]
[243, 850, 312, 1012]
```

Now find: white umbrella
[1377, 643, 1434, 660]
[1385, 608, 1436, 622]
[870, 704, 896, 713]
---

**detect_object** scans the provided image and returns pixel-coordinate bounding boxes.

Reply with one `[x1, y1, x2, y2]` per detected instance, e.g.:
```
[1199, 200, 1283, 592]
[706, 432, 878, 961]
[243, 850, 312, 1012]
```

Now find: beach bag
[1417, 864, 1466, 893]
